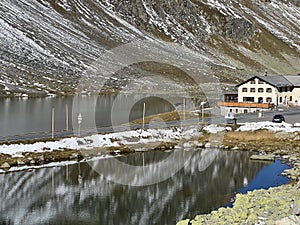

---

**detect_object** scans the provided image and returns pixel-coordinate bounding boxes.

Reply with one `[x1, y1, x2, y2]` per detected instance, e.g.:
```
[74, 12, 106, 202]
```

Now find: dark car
[272, 114, 285, 123]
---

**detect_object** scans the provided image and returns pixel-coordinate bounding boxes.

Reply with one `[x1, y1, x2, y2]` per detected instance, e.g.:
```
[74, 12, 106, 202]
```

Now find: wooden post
[51, 108, 55, 139]
[142, 102, 146, 130]
[66, 104, 69, 132]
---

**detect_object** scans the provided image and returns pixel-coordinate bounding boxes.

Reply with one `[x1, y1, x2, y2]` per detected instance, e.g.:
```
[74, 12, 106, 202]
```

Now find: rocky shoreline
[0, 141, 177, 171]
[177, 183, 300, 225]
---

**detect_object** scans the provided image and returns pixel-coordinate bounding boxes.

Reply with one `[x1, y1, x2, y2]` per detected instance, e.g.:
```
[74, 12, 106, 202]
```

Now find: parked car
[272, 114, 285, 123]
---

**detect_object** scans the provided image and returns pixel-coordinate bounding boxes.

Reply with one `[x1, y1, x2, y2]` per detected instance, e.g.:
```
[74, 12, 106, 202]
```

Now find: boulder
[275, 215, 300, 225]
[183, 142, 192, 148]
[196, 142, 204, 148]
[176, 219, 189, 225]
[37, 155, 45, 163]
[69, 153, 79, 160]
[1, 162, 10, 169]
[291, 202, 300, 216]
[250, 154, 275, 161]
[17, 159, 26, 165]
[282, 168, 300, 180]
[205, 142, 211, 148]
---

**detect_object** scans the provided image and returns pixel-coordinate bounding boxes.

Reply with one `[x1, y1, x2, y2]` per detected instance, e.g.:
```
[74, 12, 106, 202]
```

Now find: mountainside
[0, 0, 300, 97]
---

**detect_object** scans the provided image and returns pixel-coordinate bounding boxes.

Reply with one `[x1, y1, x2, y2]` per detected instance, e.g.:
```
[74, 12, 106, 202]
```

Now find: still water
[0, 95, 180, 139]
[0, 149, 290, 225]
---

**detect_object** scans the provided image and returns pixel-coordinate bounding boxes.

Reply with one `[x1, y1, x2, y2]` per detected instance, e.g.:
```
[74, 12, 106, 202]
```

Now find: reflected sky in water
[0, 149, 290, 225]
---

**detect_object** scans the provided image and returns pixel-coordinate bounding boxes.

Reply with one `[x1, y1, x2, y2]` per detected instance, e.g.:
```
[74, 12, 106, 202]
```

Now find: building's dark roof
[257, 75, 293, 87]
[237, 75, 296, 88]
[284, 76, 300, 87]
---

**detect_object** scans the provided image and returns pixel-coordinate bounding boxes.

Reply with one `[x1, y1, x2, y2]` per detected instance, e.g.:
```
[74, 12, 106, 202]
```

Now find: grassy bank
[197, 128, 300, 156]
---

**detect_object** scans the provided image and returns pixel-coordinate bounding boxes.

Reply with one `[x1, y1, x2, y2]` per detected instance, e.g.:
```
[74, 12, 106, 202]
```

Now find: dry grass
[129, 110, 210, 125]
[225, 130, 277, 142]
[197, 129, 300, 157]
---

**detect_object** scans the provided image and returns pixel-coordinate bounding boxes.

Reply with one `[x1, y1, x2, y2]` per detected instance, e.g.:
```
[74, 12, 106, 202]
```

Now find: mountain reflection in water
[0, 149, 288, 225]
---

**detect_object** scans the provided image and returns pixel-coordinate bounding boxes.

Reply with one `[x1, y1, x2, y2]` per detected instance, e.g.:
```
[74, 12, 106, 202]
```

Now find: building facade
[219, 75, 300, 115]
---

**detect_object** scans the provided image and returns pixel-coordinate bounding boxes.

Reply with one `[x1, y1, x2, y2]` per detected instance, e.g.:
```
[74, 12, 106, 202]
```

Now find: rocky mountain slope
[0, 0, 299, 97]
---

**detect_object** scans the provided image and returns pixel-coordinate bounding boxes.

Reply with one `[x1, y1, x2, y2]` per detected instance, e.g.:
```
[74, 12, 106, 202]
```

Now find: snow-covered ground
[0, 127, 200, 158]
[1, 121, 299, 158]
[203, 124, 232, 134]
[237, 121, 300, 133]
[1, 121, 300, 173]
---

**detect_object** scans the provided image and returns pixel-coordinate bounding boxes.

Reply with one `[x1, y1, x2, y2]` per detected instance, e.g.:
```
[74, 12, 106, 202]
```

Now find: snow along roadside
[1, 121, 300, 173]
[1, 121, 300, 158]
[0, 127, 200, 158]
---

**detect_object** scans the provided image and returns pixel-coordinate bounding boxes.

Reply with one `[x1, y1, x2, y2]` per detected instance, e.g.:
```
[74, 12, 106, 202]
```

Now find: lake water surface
[0, 95, 182, 140]
[0, 149, 290, 225]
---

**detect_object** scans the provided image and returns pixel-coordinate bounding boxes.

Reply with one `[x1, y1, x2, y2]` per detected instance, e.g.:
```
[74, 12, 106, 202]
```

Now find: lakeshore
[2, 121, 299, 171]
[1, 121, 300, 224]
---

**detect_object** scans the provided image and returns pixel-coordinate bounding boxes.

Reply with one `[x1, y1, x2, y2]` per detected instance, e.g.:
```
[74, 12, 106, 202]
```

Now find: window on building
[266, 97, 272, 103]
[243, 97, 255, 102]
[279, 97, 283, 103]
[244, 109, 248, 113]
[258, 80, 264, 84]
[266, 88, 272, 93]
[290, 96, 292, 101]
[242, 88, 247, 92]
[250, 80, 255, 84]
[236, 109, 238, 113]
[250, 88, 255, 92]
[258, 97, 263, 103]
[258, 88, 264, 93]
[229, 109, 233, 113]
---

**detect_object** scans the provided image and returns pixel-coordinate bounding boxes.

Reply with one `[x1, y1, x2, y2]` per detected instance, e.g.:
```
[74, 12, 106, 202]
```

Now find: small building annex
[218, 74, 300, 115]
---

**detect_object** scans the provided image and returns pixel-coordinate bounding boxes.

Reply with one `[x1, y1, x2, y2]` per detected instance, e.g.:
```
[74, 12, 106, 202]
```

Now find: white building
[219, 74, 300, 115]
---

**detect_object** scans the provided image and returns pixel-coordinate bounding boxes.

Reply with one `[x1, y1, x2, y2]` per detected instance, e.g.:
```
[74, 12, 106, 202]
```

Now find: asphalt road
[235, 107, 300, 124]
